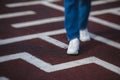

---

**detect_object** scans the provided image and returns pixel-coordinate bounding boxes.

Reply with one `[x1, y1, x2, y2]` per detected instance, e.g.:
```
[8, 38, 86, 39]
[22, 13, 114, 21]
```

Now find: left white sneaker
[67, 38, 80, 55]
[80, 29, 90, 42]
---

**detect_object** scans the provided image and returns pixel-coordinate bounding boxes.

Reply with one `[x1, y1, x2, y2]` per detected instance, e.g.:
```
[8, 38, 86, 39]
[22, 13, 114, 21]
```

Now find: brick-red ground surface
[0, 0, 120, 80]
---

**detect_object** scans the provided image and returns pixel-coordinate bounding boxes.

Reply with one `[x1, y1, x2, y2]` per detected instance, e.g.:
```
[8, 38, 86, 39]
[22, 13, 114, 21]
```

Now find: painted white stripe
[0, 31, 67, 49]
[43, 0, 119, 12]
[41, 2, 120, 31]
[111, 10, 120, 16]
[0, 28, 120, 50]
[0, 29, 65, 45]
[10, 2, 120, 30]
[12, 16, 64, 28]
[40, 0, 120, 16]
[91, 0, 119, 6]
[41, 1, 120, 13]
[90, 7, 120, 15]
[28, 1, 120, 31]
[0, 52, 120, 74]
[90, 33, 120, 49]
[0, 77, 9, 80]
[6, 0, 119, 8]
[40, 28, 65, 36]
[38, 35, 68, 49]
[12, 15, 120, 30]
[47, 57, 93, 72]
[89, 16, 120, 30]
[0, 34, 38, 45]
[49, 56, 120, 73]
[41, 1, 64, 11]
[94, 57, 120, 75]
[0, 52, 52, 70]
[41, 30, 120, 50]
[6, 0, 60, 8]
[0, 11, 36, 19]
[44, 29, 120, 49]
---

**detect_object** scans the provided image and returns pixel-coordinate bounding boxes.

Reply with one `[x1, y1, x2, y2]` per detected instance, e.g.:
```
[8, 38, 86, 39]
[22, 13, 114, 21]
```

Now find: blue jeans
[64, 0, 91, 41]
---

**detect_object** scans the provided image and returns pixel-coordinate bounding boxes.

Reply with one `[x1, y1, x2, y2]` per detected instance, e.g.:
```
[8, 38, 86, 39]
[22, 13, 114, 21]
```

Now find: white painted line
[12, 14, 120, 30]
[38, 35, 68, 49]
[0, 30, 67, 49]
[12, 16, 64, 28]
[6, 1, 42, 7]
[0, 11, 36, 19]
[41, 1, 120, 31]
[90, 7, 120, 15]
[0, 29, 65, 45]
[46, 57, 93, 72]
[0, 2, 119, 48]
[111, 10, 120, 16]
[91, 0, 119, 6]
[0, 34, 38, 45]
[0, 28, 120, 49]
[42, 1, 120, 16]
[6, 0, 119, 8]
[89, 16, 120, 30]
[0, 52, 120, 74]
[29, 1, 120, 31]
[44, 0, 119, 13]
[6, 0, 60, 8]
[10, 1, 120, 31]
[0, 52, 52, 70]
[94, 57, 120, 75]
[39, 0, 120, 17]
[0, 77, 9, 80]
[40, 28, 65, 36]
[41, 1, 64, 11]
[38, 1, 120, 31]
[90, 33, 120, 49]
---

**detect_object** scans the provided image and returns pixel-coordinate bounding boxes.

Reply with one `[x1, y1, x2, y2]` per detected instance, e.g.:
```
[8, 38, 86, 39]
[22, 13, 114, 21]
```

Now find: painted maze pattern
[0, 0, 120, 80]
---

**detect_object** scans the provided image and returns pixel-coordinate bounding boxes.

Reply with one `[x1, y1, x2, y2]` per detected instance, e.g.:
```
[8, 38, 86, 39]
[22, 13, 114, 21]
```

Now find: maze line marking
[111, 10, 120, 16]
[0, 0, 120, 77]
[90, 33, 120, 49]
[90, 7, 120, 15]
[0, 29, 120, 49]
[6, 0, 119, 8]
[41, 1, 120, 30]
[11, 15, 120, 30]
[38, 35, 68, 49]
[0, 77, 10, 80]
[12, 16, 64, 28]
[42, 0, 120, 12]
[91, 0, 119, 6]
[45, 2, 120, 30]
[0, 29, 65, 45]
[6, 0, 61, 8]
[0, 52, 120, 74]
[0, 11, 36, 19]
[89, 16, 120, 30]
[10, 2, 120, 30]
[41, 1, 64, 12]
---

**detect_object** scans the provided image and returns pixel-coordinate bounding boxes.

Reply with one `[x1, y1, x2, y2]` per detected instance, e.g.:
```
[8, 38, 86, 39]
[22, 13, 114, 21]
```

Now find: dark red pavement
[0, 0, 120, 80]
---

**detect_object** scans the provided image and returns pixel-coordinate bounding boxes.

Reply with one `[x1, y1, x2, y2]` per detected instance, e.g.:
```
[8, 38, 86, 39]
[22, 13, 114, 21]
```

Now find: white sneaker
[67, 38, 80, 55]
[80, 29, 90, 42]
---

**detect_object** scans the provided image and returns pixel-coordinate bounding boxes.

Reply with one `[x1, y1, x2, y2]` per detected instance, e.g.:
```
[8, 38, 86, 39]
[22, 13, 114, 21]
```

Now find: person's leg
[64, 0, 79, 41]
[79, 0, 91, 41]
[78, 0, 91, 30]
[64, 0, 80, 55]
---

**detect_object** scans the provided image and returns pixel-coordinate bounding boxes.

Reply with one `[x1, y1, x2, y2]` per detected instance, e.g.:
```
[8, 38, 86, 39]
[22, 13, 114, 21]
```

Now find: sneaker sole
[67, 51, 79, 55]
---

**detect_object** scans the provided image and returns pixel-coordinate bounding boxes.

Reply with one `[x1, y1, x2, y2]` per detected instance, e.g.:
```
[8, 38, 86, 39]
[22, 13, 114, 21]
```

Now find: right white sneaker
[80, 29, 90, 42]
[67, 38, 80, 55]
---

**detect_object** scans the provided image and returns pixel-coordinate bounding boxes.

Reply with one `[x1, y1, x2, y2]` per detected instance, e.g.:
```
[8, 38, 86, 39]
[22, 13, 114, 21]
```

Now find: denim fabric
[64, 0, 91, 41]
